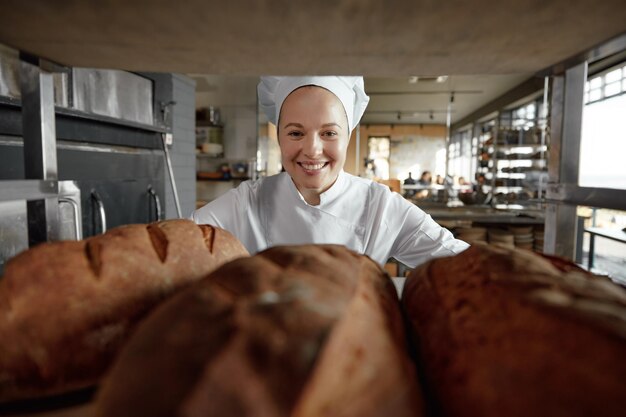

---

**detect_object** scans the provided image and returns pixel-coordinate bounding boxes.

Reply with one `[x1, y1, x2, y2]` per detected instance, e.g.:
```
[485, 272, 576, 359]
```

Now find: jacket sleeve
[190, 182, 250, 239]
[387, 193, 469, 268]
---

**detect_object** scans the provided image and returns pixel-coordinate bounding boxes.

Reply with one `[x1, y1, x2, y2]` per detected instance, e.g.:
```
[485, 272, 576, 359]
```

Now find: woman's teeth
[300, 162, 327, 170]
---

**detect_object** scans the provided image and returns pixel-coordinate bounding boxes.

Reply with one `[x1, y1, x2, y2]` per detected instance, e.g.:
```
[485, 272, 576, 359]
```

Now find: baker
[191, 76, 468, 267]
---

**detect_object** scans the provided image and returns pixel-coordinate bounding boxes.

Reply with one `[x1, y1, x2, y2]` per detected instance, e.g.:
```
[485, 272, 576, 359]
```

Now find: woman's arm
[190, 182, 252, 240]
[387, 193, 469, 269]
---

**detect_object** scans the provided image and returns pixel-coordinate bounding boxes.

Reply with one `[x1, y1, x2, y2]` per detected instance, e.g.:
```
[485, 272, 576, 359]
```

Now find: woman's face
[278, 86, 350, 204]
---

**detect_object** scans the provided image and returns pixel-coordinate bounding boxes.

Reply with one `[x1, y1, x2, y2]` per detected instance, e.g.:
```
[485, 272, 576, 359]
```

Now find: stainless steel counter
[415, 202, 545, 225]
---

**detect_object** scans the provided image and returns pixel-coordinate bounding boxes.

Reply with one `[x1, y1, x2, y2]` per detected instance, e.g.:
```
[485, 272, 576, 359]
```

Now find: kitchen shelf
[475, 108, 548, 203]
[496, 158, 546, 162]
[196, 153, 224, 158]
[195, 151, 257, 208]
[197, 176, 249, 182]
[488, 144, 547, 150]
[494, 186, 525, 191]
[195, 154, 251, 161]
[484, 173, 527, 179]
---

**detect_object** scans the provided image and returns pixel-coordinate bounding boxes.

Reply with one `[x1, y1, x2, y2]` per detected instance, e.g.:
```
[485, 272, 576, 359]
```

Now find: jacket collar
[284, 170, 347, 208]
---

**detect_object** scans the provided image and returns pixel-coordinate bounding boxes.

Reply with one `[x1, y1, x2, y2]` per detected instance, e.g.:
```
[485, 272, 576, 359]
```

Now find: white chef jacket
[191, 171, 469, 267]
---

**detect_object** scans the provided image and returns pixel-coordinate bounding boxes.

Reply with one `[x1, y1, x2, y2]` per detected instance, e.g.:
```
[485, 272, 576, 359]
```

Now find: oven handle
[91, 191, 107, 234]
[148, 186, 162, 221]
[59, 197, 82, 240]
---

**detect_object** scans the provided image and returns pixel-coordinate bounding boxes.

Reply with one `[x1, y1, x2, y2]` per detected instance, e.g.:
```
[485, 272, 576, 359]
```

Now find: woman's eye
[323, 131, 337, 138]
[287, 131, 303, 138]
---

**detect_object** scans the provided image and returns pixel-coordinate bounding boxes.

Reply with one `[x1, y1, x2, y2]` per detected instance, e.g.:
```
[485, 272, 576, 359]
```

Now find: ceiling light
[408, 76, 419, 84]
[436, 75, 448, 83]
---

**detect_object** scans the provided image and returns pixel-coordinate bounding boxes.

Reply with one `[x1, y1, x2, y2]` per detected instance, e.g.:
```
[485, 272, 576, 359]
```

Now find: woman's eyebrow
[283, 122, 304, 129]
[322, 123, 342, 129]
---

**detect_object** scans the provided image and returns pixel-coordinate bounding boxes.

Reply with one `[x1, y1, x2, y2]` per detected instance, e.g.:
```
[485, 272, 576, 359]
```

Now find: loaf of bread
[0, 219, 248, 403]
[95, 245, 425, 417]
[402, 244, 626, 417]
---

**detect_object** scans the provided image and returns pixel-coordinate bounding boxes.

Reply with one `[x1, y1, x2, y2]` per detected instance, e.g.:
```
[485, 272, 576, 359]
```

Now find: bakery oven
[0, 47, 173, 274]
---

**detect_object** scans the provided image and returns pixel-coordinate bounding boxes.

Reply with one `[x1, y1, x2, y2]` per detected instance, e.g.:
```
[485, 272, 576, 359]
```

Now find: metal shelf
[489, 143, 547, 150]
[0, 95, 168, 133]
[494, 186, 525, 191]
[197, 177, 249, 182]
[0, 180, 58, 202]
[473, 112, 548, 203]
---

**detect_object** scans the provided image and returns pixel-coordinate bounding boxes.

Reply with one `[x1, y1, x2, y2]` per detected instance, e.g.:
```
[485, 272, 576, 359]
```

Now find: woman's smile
[298, 161, 330, 174]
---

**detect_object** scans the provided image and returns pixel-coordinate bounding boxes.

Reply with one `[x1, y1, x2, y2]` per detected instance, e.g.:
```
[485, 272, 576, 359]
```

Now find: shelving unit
[474, 98, 549, 207]
[195, 152, 257, 208]
[196, 154, 254, 181]
[476, 119, 497, 195]
[194, 113, 257, 206]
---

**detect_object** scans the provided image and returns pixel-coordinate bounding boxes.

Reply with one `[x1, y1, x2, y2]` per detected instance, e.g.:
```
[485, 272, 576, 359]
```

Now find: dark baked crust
[402, 243, 626, 417]
[0, 219, 248, 403]
[95, 245, 424, 417]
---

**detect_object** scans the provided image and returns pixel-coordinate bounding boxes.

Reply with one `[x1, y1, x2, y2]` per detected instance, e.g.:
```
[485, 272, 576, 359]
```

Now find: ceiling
[190, 73, 534, 125]
[0, 0, 624, 76]
[1, 0, 624, 125]
[361, 74, 533, 125]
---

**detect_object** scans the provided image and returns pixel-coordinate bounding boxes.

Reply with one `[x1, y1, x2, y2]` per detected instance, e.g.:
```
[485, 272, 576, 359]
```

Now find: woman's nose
[303, 133, 323, 157]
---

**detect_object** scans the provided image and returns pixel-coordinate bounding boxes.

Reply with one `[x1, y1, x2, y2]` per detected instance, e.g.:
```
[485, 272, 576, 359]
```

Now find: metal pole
[444, 92, 453, 178]
[538, 76, 549, 201]
[20, 55, 60, 245]
[492, 113, 500, 203]
[544, 62, 587, 260]
[162, 133, 182, 218]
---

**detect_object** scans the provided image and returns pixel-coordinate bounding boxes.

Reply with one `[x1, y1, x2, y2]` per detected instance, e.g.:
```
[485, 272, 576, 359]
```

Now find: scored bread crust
[0, 219, 248, 403]
[95, 245, 425, 417]
[402, 243, 626, 417]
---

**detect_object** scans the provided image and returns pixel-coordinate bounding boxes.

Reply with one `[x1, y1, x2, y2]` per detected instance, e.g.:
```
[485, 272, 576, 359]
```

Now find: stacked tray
[455, 227, 487, 244]
[487, 229, 515, 249]
[509, 225, 534, 250]
[533, 226, 545, 253]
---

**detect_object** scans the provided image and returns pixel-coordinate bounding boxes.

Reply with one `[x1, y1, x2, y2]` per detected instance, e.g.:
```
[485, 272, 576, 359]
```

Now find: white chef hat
[258, 76, 370, 133]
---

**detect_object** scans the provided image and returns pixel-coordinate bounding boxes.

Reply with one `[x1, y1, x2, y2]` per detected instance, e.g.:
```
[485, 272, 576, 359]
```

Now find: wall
[167, 74, 197, 218]
[345, 124, 446, 180]
[221, 106, 257, 160]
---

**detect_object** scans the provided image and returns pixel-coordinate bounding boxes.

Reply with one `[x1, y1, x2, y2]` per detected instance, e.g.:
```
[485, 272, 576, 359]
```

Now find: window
[579, 63, 626, 190]
[584, 64, 626, 104]
[448, 129, 472, 181]
[367, 137, 390, 179]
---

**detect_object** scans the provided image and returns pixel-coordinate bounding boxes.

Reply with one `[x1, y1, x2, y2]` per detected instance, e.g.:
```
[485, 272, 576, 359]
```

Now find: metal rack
[475, 101, 549, 207]
[449, 33, 626, 261]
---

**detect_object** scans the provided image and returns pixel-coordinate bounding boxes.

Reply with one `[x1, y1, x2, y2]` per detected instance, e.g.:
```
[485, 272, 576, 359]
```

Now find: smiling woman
[278, 86, 350, 205]
[192, 76, 468, 268]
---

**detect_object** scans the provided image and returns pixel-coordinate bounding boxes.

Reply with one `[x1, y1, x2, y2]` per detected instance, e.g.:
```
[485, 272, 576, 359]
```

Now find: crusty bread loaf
[95, 245, 425, 417]
[402, 243, 626, 417]
[0, 219, 248, 403]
